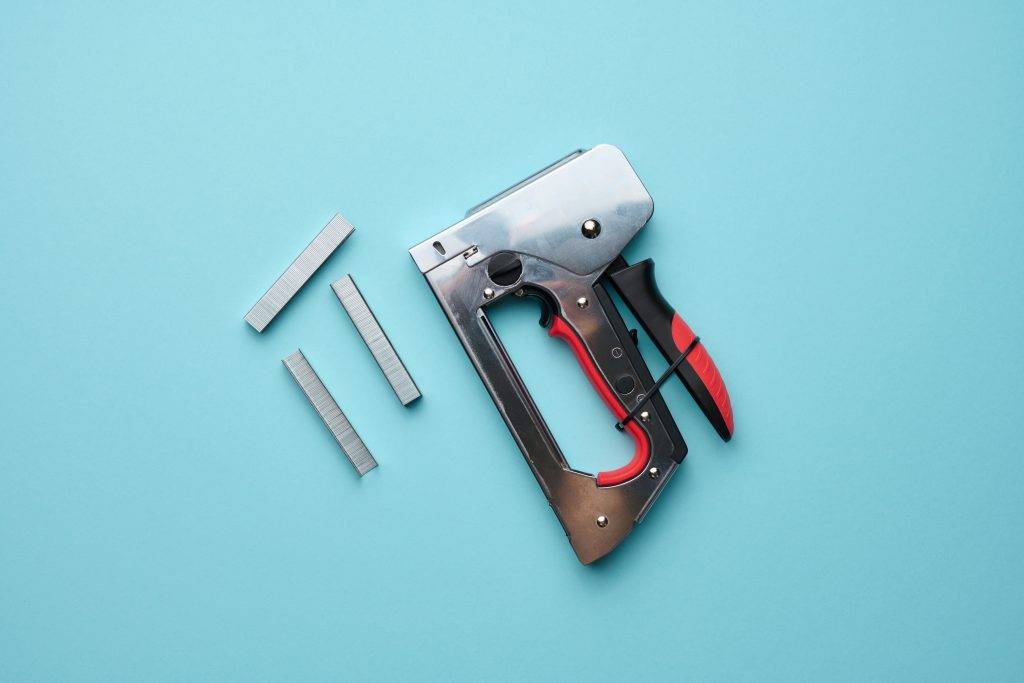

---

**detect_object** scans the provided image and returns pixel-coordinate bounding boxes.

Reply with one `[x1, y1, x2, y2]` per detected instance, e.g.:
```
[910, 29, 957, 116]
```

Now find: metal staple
[282, 349, 377, 476]
[245, 213, 355, 332]
[332, 274, 421, 406]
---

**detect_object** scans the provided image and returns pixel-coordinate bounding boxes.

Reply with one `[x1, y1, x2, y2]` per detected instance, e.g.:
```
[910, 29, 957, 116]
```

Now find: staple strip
[282, 349, 377, 476]
[331, 275, 421, 406]
[245, 213, 355, 332]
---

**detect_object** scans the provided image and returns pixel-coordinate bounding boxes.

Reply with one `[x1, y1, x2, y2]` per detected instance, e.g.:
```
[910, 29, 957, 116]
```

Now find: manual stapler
[409, 144, 733, 564]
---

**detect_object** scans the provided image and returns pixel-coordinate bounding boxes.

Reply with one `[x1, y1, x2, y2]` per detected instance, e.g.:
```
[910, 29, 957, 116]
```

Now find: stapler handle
[608, 258, 734, 441]
[547, 313, 652, 486]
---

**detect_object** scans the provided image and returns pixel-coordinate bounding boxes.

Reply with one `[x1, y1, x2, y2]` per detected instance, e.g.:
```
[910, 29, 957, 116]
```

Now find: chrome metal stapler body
[409, 145, 733, 564]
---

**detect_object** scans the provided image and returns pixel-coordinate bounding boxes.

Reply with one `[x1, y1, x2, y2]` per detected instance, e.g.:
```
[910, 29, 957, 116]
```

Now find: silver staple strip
[282, 349, 378, 476]
[245, 213, 355, 332]
[331, 275, 422, 406]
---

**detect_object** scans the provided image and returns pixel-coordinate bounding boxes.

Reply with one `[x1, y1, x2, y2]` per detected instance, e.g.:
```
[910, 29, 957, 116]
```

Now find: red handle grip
[548, 315, 651, 486]
[671, 314, 734, 438]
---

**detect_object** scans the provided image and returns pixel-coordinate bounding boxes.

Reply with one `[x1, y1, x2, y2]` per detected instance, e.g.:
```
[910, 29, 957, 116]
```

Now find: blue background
[2, 2, 1022, 680]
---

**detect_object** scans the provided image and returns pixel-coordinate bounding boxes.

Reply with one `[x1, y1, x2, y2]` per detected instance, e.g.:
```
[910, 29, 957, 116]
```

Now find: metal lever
[614, 336, 700, 431]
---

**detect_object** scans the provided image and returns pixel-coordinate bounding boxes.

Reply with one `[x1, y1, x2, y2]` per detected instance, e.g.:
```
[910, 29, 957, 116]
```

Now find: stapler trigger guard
[547, 313, 651, 486]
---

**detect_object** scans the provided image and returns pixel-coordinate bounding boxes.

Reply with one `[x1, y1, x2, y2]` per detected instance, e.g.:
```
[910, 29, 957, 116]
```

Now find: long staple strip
[332, 275, 422, 406]
[282, 349, 378, 476]
[245, 213, 355, 332]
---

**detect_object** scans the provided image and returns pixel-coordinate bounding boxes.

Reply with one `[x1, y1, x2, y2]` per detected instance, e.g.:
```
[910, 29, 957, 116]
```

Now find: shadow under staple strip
[245, 213, 355, 332]
[282, 349, 377, 476]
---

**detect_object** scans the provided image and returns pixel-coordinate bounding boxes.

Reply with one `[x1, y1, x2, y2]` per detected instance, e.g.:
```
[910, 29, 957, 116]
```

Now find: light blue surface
[2, 2, 1022, 680]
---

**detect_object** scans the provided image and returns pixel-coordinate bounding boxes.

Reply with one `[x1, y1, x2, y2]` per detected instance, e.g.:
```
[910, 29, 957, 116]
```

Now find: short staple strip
[282, 349, 378, 475]
[332, 275, 422, 406]
[245, 213, 355, 332]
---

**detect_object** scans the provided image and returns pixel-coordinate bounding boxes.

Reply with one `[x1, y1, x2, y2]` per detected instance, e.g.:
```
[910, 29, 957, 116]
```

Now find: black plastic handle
[607, 258, 734, 441]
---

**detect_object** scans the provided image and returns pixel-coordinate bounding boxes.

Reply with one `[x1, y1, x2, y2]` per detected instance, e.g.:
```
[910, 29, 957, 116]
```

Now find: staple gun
[409, 145, 733, 564]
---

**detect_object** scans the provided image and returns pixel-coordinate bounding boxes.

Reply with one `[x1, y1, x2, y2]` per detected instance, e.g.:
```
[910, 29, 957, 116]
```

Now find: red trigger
[547, 315, 651, 486]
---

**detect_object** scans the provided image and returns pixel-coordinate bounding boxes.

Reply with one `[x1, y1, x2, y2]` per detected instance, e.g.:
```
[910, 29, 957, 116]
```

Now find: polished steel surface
[331, 275, 421, 406]
[283, 349, 377, 476]
[409, 145, 685, 564]
[463, 149, 582, 218]
[409, 144, 653, 277]
[245, 213, 354, 332]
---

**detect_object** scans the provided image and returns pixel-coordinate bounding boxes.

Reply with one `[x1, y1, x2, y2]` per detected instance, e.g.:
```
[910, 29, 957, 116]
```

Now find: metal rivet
[582, 219, 601, 239]
[483, 288, 495, 300]
[639, 411, 650, 423]
[596, 515, 608, 528]
[576, 297, 589, 309]
[649, 467, 660, 479]
[611, 346, 623, 358]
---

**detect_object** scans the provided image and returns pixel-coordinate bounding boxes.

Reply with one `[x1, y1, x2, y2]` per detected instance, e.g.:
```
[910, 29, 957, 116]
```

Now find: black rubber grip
[607, 259, 734, 441]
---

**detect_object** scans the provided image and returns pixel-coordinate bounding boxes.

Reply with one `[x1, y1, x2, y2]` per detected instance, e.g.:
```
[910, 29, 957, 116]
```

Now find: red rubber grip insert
[671, 313, 734, 437]
[548, 315, 650, 486]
